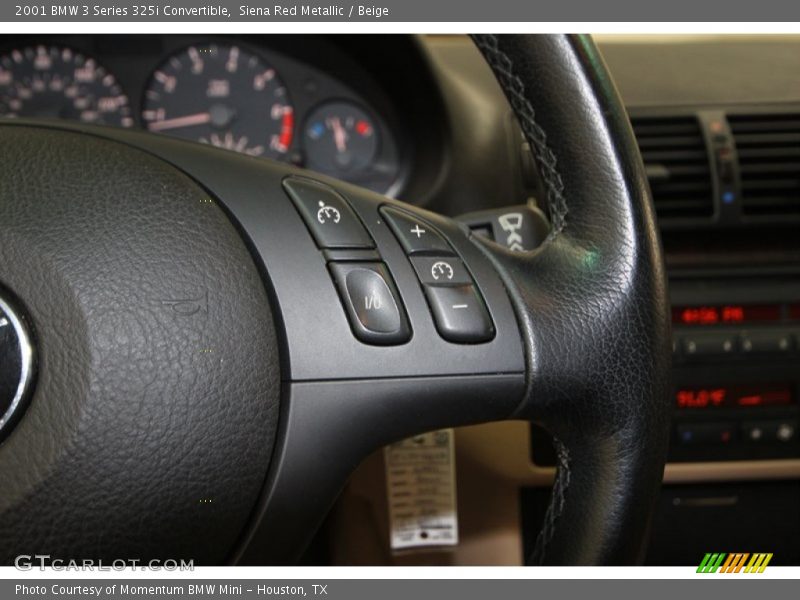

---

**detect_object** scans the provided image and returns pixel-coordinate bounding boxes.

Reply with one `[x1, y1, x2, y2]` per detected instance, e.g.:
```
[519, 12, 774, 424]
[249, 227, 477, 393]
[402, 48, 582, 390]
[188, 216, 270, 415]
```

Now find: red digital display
[790, 304, 800, 321]
[677, 388, 727, 409]
[676, 384, 794, 409]
[672, 304, 782, 326]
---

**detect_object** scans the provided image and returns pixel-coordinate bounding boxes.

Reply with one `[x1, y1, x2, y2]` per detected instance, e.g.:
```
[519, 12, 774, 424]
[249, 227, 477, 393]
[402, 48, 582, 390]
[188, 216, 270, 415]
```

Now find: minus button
[423, 284, 494, 343]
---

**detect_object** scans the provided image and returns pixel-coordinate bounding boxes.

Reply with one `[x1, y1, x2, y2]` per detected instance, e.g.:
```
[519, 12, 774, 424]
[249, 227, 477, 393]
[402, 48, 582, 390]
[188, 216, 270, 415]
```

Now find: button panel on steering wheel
[381, 206, 495, 344]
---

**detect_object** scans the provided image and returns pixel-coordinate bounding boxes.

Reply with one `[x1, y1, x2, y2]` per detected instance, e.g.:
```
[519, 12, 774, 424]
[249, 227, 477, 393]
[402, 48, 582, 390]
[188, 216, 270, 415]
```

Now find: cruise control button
[424, 284, 494, 343]
[410, 256, 472, 285]
[380, 206, 454, 255]
[329, 262, 410, 345]
[284, 177, 374, 249]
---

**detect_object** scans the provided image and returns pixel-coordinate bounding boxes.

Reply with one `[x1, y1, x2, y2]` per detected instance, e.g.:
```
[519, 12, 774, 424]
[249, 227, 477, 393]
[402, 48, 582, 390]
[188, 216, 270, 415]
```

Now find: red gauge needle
[328, 116, 348, 153]
[148, 112, 212, 131]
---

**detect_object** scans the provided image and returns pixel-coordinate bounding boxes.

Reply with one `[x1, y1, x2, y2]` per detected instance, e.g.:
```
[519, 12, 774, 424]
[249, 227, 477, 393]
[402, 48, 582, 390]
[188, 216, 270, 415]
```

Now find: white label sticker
[384, 429, 458, 550]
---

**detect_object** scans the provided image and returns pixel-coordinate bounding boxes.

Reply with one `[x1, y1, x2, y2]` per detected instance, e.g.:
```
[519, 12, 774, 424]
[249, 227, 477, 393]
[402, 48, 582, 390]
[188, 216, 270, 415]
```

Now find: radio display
[676, 384, 794, 409]
[790, 304, 800, 321]
[672, 304, 782, 326]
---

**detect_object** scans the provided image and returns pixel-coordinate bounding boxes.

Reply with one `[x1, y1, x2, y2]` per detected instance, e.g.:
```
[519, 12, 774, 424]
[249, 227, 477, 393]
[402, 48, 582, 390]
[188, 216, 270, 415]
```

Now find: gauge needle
[148, 112, 212, 132]
[328, 116, 348, 153]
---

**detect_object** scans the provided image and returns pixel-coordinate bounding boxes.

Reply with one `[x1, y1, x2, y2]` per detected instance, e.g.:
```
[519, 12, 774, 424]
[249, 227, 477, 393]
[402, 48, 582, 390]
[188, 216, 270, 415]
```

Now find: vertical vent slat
[730, 113, 800, 217]
[630, 116, 714, 220]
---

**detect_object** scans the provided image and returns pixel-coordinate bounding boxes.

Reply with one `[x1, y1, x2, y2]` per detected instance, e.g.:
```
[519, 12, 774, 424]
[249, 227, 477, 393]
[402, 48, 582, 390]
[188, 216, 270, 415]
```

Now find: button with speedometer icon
[142, 43, 294, 159]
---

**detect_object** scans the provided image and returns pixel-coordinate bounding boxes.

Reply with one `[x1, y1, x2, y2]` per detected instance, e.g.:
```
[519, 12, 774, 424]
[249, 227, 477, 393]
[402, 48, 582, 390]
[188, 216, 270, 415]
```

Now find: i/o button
[328, 262, 411, 346]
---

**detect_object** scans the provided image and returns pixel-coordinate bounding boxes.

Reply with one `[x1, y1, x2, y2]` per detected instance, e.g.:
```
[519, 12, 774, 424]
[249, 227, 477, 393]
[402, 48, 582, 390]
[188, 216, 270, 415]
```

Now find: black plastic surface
[380, 206, 456, 255]
[97, 127, 526, 381]
[457, 204, 551, 252]
[328, 262, 410, 345]
[284, 177, 375, 249]
[237, 374, 525, 565]
[424, 284, 494, 343]
[410, 256, 472, 285]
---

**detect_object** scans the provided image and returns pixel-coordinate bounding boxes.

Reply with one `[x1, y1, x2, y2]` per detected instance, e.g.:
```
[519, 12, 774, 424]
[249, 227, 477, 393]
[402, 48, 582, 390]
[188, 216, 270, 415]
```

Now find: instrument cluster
[0, 37, 404, 195]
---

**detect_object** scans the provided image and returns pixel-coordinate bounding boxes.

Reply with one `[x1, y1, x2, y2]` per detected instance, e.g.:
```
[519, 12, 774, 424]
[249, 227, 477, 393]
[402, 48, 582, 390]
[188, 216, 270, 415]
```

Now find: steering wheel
[0, 34, 671, 566]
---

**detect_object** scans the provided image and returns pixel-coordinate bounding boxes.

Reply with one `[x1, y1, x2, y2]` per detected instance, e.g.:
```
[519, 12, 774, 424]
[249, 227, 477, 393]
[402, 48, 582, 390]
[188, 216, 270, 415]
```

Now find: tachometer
[142, 43, 294, 159]
[0, 45, 133, 127]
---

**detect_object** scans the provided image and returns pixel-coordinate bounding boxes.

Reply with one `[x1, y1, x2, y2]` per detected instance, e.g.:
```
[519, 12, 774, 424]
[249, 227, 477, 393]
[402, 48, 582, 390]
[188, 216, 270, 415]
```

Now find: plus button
[410, 224, 426, 238]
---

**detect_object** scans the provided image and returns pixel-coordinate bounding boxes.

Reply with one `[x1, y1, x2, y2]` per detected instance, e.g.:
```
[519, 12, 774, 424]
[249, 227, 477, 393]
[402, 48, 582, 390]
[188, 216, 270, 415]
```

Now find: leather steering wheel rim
[0, 34, 671, 566]
[472, 35, 672, 564]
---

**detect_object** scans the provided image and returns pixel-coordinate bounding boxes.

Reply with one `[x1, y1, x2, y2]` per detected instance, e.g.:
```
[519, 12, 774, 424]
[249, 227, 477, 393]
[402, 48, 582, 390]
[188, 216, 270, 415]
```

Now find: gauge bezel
[301, 97, 393, 187]
[140, 40, 297, 161]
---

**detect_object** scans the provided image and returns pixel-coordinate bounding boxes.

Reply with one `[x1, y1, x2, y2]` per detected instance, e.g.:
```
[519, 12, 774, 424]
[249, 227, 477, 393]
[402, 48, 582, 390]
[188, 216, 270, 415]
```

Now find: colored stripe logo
[697, 552, 773, 573]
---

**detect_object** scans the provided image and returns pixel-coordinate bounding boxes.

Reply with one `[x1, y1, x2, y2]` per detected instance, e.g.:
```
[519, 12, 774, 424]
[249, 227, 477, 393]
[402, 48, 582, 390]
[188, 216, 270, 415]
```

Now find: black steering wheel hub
[0, 126, 281, 564]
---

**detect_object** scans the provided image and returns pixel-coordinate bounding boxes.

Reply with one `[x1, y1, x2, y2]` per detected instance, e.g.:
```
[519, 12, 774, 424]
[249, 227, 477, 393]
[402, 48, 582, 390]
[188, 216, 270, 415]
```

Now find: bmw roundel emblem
[0, 291, 35, 443]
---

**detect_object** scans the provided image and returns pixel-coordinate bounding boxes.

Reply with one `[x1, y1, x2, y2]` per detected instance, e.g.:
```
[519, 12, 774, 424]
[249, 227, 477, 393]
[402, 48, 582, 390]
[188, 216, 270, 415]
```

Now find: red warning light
[355, 120, 373, 137]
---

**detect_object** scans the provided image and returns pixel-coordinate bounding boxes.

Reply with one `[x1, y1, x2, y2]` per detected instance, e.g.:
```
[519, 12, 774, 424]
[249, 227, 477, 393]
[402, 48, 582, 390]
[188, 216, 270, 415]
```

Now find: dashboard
[0, 35, 433, 197]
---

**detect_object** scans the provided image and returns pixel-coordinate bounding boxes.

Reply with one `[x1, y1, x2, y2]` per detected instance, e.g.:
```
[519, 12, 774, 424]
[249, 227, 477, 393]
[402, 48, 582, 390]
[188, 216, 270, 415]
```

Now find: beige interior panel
[330, 428, 524, 566]
[329, 421, 800, 565]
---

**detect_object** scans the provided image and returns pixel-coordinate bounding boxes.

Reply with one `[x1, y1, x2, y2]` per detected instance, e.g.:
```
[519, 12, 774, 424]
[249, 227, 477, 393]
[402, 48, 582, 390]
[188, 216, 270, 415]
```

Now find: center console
[670, 283, 799, 462]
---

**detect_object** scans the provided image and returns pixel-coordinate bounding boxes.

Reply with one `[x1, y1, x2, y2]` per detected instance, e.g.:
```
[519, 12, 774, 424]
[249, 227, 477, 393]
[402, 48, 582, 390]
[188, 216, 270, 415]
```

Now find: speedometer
[0, 45, 133, 127]
[142, 43, 294, 159]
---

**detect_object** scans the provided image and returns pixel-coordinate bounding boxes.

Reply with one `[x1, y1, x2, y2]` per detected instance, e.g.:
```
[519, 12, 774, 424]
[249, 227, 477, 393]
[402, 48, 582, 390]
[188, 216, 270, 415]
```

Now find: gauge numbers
[142, 43, 294, 159]
[0, 45, 133, 127]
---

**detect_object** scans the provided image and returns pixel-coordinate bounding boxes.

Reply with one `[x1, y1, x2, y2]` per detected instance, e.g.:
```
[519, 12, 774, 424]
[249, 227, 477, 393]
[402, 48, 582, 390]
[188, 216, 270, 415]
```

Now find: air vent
[631, 116, 714, 220]
[729, 114, 800, 217]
